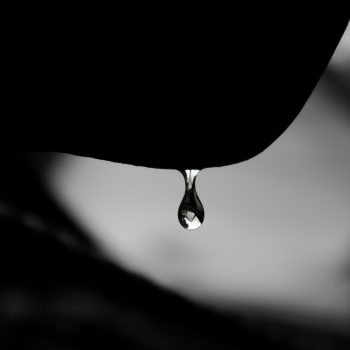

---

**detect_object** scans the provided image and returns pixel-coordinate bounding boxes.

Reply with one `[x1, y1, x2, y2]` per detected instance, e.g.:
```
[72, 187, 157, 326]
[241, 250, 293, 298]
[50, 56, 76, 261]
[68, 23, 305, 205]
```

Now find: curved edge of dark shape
[49, 152, 237, 170]
[52, 17, 349, 170]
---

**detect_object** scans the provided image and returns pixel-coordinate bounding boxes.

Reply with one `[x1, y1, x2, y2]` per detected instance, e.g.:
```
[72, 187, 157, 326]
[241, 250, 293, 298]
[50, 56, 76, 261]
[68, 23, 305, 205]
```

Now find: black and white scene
[1, 10, 350, 350]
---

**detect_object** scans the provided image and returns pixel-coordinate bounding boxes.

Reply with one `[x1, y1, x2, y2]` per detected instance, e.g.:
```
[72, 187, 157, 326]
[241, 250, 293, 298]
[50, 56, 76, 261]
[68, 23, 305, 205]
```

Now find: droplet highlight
[178, 169, 204, 230]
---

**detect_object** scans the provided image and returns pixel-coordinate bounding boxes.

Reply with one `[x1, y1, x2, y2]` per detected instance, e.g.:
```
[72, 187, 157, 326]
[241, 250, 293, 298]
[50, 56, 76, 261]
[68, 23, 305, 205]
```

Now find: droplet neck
[178, 169, 205, 230]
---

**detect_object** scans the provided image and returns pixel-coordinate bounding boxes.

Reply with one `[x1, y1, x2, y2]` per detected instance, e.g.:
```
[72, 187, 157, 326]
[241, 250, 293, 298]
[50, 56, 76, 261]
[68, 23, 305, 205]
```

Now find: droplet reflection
[178, 170, 204, 230]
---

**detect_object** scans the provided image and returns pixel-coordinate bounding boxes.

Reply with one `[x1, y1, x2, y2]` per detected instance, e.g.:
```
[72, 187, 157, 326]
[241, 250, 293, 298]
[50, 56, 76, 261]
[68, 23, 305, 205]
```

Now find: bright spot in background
[46, 24, 350, 331]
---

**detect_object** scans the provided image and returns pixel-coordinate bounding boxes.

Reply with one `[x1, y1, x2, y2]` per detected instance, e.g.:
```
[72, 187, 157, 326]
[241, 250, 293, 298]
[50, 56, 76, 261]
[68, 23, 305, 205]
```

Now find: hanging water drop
[178, 169, 204, 230]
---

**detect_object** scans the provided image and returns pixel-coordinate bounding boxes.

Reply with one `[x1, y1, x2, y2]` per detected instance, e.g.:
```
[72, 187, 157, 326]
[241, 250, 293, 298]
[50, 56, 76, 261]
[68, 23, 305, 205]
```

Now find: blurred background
[0, 22, 349, 350]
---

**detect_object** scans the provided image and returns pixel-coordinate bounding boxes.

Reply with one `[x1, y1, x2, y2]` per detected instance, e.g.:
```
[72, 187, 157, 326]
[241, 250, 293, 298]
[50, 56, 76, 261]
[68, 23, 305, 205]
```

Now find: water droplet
[178, 169, 204, 230]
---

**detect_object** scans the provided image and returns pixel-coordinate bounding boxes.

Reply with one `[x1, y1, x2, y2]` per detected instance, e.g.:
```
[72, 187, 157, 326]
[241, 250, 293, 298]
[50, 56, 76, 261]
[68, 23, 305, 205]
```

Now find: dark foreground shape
[46, 10, 348, 169]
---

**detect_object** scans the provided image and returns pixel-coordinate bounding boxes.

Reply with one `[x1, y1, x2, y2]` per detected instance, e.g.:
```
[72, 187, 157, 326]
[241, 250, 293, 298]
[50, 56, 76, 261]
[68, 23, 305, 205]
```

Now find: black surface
[38, 11, 350, 169]
[4, 8, 350, 170]
[6, 9, 349, 169]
